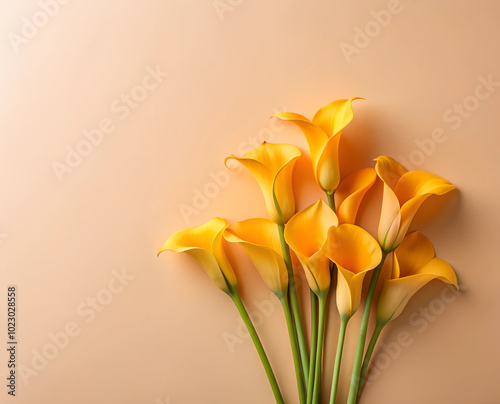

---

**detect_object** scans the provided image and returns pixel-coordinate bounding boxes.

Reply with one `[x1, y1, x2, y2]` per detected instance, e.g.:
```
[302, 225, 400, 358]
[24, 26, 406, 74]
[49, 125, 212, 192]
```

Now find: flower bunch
[158, 99, 458, 404]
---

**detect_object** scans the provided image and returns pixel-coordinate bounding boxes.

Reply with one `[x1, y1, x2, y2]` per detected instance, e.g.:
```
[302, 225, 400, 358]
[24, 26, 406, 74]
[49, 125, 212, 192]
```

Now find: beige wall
[1, 1, 499, 403]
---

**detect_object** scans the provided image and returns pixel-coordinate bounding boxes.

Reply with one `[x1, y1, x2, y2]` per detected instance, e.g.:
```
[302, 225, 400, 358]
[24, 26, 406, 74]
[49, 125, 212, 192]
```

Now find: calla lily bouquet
[158, 99, 458, 404]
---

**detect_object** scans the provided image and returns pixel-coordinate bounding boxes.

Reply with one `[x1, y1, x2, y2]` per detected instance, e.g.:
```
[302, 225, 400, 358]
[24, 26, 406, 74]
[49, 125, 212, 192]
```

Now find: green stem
[326, 191, 336, 212]
[356, 322, 385, 403]
[230, 291, 284, 404]
[306, 291, 318, 404]
[329, 317, 349, 404]
[281, 297, 306, 404]
[278, 223, 309, 383]
[346, 251, 388, 404]
[312, 294, 328, 404]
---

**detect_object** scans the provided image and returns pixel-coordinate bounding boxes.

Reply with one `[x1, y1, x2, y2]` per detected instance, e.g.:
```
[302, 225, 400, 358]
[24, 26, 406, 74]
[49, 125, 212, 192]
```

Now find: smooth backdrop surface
[1, 1, 499, 403]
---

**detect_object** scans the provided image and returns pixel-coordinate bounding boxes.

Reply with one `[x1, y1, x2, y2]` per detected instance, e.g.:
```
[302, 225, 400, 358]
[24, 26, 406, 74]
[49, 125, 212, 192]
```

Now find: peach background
[1, 1, 499, 403]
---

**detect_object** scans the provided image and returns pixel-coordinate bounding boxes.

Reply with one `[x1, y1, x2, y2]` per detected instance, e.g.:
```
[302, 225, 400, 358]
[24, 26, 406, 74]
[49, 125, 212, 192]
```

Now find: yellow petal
[336, 267, 354, 318]
[322, 224, 382, 274]
[393, 171, 456, 247]
[273, 99, 361, 193]
[312, 98, 362, 191]
[377, 274, 435, 324]
[377, 257, 458, 324]
[285, 199, 338, 293]
[311, 98, 362, 137]
[393, 231, 435, 278]
[224, 218, 288, 298]
[417, 257, 458, 286]
[336, 266, 370, 319]
[375, 156, 409, 250]
[375, 159, 456, 250]
[225, 217, 282, 253]
[182, 249, 229, 291]
[335, 167, 377, 224]
[378, 184, 401, 251]
[392, 194, 429, 248]
[377, 232, 458, 324]
[225, 142, 301, 223]
[394, 170, 456, 205]
[158, 217, 237, 292]
[375, 156, 408, 190]
[285, 199, 339, 258]
[272, 113, 328, 187]
[158, 217, 226, 253]
[299, 252, 332, 297]
[273, 155, 298, 223]
[316, 132, 342, 191]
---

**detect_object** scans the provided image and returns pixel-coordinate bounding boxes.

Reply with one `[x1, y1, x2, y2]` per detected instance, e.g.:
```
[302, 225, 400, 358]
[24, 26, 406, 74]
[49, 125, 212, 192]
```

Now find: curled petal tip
[157, 244, 170, 257]
[224, 155, 236, 168]
[156, 248, 171, 257]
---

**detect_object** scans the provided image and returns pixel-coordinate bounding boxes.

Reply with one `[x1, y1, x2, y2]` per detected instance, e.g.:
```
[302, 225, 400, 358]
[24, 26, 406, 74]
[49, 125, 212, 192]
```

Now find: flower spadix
[322, 224, 382, 319]
[284, 199, 338, 296]
[224, 218, 288, 299]
[158, 217, 237, 293]
[376, 231, 458, 325]
[375, 156, 456, 252]
[225, 142, 301, 224]
[273, 98, 361, 193]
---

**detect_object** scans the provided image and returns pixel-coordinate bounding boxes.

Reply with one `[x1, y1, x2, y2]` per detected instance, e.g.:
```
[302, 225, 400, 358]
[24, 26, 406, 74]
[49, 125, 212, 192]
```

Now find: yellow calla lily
[376, 231, 458, 325]
[158, 217, 237, 293]
[334, 167, 377, 224]
[224, 218, 288, 299]
[375, 156, 456, 252]
[322, 224, 382, 319]
[272, 98, 362, 192]
[225, 142, 301, 224]
[284, 199, 338, 296]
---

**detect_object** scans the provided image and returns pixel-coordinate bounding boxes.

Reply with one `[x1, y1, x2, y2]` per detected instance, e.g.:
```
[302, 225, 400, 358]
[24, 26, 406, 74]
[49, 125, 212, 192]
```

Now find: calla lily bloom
[272, 98, 361, 193]
[224, 218, 288, 299]
[225, 142, 301, 224]
[284, 199, 338, 296]
[322, 224, 382, 319]
[334, 167, 377, 224]
[158, 217, 237, 293]
[376, 231, 458, 325]
[375, 156, 456, 252]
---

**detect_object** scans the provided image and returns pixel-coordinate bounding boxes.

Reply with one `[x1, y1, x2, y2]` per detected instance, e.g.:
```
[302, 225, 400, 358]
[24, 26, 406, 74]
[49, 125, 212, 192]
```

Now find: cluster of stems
[231, 192, 390, 404]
